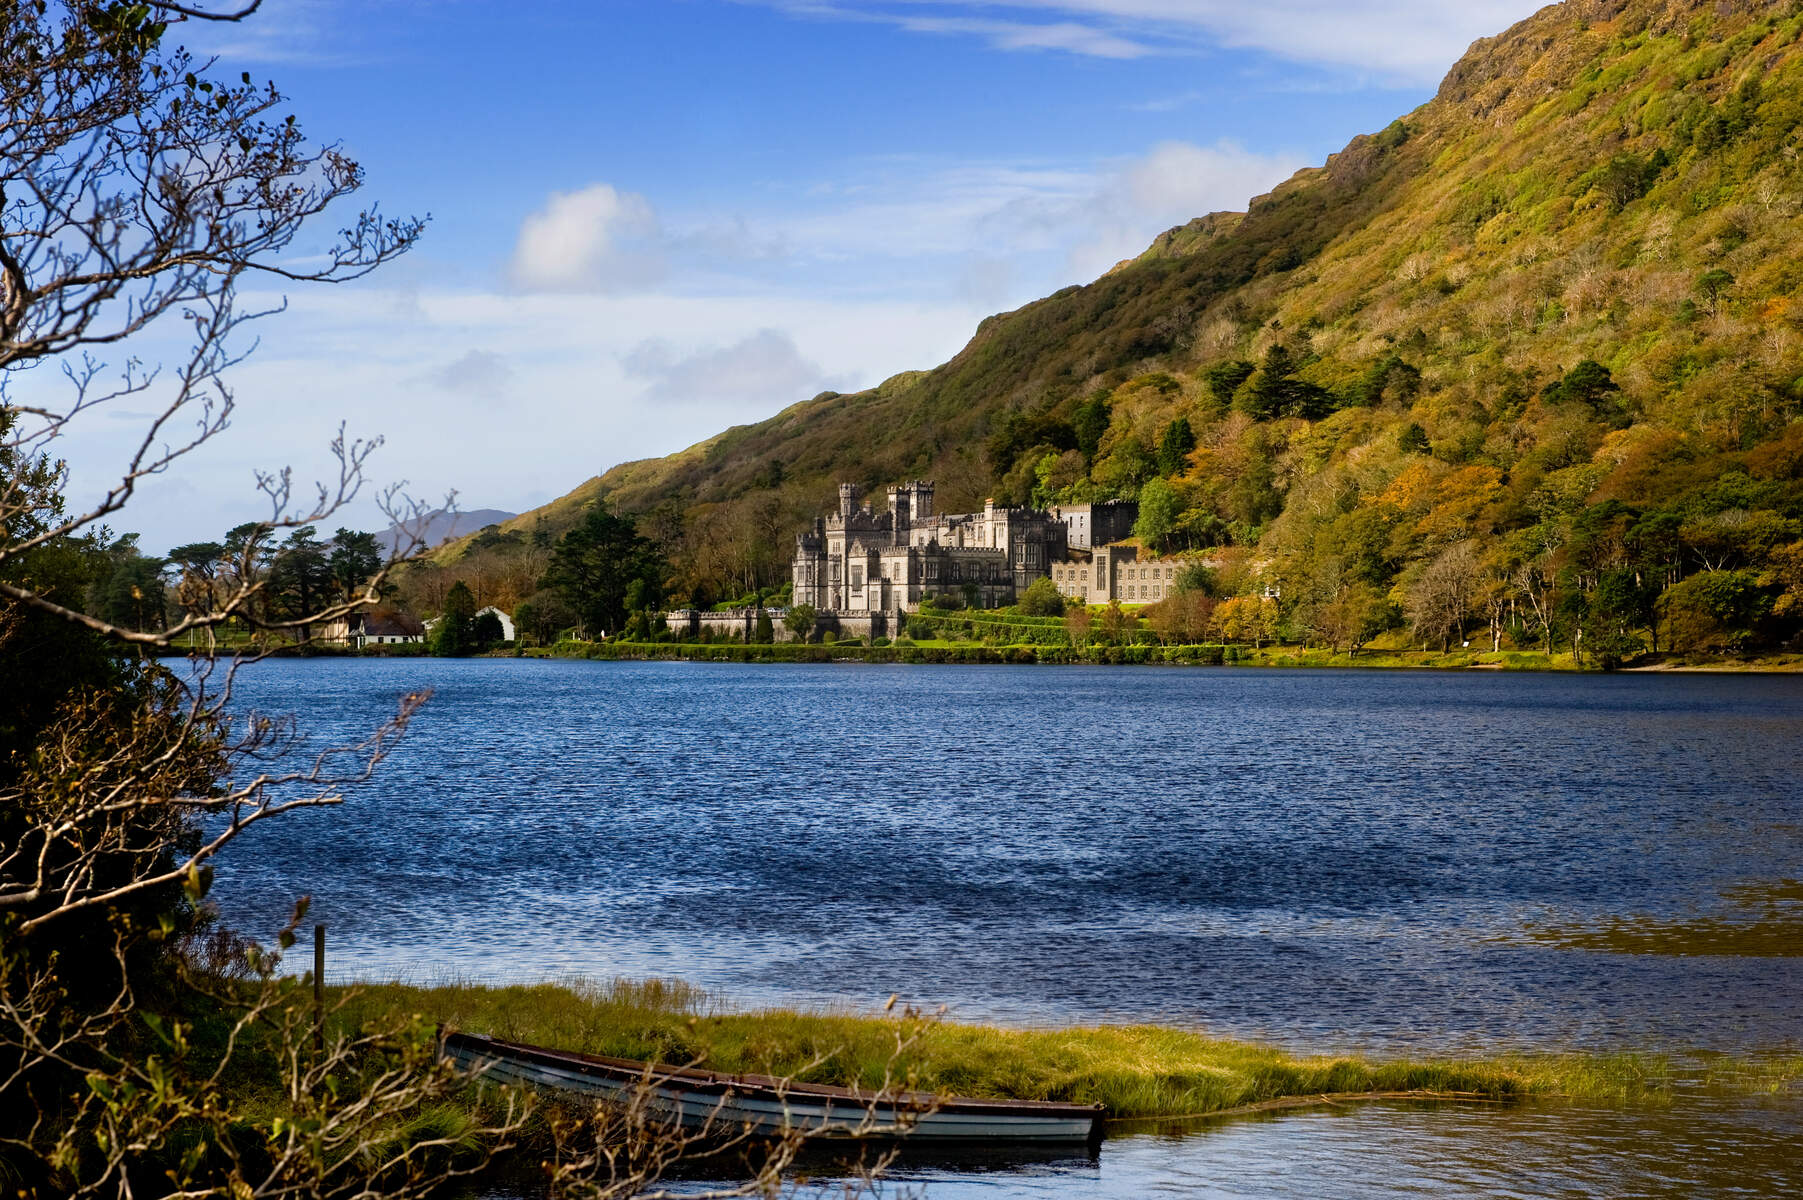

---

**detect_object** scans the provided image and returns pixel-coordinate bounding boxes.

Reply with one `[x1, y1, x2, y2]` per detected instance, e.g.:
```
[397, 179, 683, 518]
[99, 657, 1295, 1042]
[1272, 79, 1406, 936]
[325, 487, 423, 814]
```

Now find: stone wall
[663, 608, 893, 643]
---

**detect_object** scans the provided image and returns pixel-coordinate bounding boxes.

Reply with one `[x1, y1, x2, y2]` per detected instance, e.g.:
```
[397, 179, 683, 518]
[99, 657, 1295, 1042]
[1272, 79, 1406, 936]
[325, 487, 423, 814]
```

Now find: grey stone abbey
[790, 481, 1138, 617]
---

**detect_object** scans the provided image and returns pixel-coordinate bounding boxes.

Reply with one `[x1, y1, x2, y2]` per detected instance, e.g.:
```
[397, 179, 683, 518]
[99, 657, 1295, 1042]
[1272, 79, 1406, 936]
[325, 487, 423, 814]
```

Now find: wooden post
[313, 924, 325, 1055]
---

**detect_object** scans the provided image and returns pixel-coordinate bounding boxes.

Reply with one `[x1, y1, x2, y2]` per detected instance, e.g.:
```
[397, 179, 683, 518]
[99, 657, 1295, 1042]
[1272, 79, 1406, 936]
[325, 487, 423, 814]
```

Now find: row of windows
[1050, 563, 1182, 584]
[1048, 577, 1169, 602]
[847, 562, 1009, 586]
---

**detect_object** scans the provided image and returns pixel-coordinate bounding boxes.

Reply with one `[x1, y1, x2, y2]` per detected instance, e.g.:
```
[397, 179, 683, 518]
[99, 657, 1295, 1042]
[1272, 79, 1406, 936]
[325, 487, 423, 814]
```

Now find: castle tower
[887, 485, 911, 547]
[838, 482, 858, 518]
[907, 480, 934, 522]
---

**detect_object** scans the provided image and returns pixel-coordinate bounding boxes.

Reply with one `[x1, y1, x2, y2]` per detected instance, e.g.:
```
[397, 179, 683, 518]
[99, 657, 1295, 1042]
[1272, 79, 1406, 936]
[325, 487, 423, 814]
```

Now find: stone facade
[1050, 545, 1205, 606]
[792, 481, 1070, 616]
[665, 608, 765, 642]
[1048, 500, 1139, 550]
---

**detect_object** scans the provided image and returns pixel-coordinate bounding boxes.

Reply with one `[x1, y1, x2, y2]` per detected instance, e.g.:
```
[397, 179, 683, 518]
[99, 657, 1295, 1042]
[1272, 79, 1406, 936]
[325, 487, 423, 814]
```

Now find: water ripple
[214, 661, 1803, 1056]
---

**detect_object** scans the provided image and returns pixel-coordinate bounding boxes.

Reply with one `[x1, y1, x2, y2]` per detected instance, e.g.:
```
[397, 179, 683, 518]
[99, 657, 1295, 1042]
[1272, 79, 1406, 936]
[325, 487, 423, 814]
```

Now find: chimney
[838, 482, 857, 518]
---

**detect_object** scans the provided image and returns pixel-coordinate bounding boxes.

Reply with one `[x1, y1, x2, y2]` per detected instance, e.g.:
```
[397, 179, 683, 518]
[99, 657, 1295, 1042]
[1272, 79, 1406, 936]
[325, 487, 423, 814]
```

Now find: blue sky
[53, 0, 1549, 549]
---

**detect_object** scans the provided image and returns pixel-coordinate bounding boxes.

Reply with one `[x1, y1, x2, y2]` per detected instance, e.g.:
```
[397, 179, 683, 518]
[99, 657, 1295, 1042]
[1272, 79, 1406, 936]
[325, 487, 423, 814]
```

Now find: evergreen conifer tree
[436, 581, 477, 655]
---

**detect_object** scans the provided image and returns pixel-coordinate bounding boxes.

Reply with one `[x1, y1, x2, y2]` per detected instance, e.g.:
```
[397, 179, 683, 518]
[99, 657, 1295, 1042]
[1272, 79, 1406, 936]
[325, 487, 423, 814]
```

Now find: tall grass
[332, 977, 1799, 1120]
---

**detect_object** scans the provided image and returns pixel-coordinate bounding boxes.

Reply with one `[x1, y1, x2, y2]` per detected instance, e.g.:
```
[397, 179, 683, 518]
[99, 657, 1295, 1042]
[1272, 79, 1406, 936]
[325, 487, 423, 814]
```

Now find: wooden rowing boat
[439, 1029, 1104, 1144]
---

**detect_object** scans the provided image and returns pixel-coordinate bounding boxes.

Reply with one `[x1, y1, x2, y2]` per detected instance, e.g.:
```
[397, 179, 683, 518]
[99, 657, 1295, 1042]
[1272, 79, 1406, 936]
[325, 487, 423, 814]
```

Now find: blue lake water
[213, 660, 1803, 1196]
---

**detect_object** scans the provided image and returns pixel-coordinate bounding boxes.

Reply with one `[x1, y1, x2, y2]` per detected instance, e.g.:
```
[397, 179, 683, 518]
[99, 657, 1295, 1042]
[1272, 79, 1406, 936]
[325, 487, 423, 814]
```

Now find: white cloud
[887, 14, 1153, 57]
[170, 0, 359, 66]
[767, 140, 1301, 291]
[44, 284, 983, 551]
[623, 329, 859, 411]
[1125, 89, 1206, 113]
[424, 349, 514, 400]
[509, 183, 664, 293]
[47, 123, 1298, 554]
[1064, 139, 1300, 277]
[754, 0, 1547, 82]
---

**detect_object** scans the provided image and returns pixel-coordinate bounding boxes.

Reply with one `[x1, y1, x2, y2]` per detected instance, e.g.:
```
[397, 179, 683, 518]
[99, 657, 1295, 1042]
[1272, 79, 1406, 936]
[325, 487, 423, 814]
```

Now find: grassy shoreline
[527, 640, 1803, 673]
[339, 978, 1803, 1121]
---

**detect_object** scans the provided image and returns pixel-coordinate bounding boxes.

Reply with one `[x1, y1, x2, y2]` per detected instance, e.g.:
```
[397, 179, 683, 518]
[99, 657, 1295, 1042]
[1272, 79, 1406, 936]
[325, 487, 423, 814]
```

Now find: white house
[351, 611, 425, 648]
[476, 607, 516, 641]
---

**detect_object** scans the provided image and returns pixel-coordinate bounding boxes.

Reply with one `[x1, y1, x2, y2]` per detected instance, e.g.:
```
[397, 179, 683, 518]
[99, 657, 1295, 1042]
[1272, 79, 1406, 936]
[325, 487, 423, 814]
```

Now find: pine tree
[1156, 417, 1196, 476]
[435, 581, 477, 656]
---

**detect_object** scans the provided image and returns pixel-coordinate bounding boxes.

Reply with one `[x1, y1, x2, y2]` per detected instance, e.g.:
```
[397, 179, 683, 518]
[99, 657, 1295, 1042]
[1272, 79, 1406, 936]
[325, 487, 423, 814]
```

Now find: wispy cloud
[883, 14, 1155, 58]
[423, 349, 514, 400]
[1125, 89, 1206, 113]
[748, 0, 1546, 82]
[763, 139, 1302, 288]
[172, 0, 373, 67]
[623, 329, 859, 411]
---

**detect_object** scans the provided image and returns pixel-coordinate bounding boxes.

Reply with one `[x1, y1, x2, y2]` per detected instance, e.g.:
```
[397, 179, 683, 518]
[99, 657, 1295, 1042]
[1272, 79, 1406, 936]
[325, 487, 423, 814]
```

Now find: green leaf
[142, 1012, 169, 1044]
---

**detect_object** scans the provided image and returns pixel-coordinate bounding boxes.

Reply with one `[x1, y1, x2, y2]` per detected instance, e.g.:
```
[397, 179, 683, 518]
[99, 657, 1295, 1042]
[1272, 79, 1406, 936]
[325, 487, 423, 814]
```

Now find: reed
[331, 977, 1801, 1120]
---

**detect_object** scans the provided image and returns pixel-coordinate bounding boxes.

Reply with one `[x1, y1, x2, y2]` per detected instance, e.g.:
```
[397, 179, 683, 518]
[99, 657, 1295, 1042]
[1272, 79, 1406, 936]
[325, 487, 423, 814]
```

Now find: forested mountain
[456, 0, 1803, 656]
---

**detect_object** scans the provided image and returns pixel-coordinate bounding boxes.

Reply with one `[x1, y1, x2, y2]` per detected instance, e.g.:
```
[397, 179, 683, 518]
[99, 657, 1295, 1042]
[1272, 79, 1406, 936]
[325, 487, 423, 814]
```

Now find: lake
[214, 660, 1803, 1195]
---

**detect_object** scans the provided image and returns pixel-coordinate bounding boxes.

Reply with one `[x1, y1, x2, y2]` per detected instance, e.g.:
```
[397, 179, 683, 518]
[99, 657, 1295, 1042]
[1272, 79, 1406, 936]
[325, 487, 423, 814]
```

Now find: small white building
[353, 611, 426, 647]
[476, 607, 516, 641]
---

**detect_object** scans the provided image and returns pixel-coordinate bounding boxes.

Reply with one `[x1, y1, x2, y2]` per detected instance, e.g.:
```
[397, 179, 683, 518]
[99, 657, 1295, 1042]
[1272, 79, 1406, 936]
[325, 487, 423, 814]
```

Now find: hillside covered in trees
[451, 0, 1803, 660]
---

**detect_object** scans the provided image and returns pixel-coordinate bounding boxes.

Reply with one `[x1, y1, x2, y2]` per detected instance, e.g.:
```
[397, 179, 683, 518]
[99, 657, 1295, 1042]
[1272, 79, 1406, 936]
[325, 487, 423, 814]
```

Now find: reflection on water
[1520, 877, 1803, 957]
[475, 1096, 1803, 1199]
[861, 1095, 1803, 1200]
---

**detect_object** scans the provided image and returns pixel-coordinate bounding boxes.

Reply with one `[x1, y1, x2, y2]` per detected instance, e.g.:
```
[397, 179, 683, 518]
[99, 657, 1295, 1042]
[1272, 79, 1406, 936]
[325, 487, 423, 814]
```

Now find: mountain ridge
[441, 0, 1803, 653]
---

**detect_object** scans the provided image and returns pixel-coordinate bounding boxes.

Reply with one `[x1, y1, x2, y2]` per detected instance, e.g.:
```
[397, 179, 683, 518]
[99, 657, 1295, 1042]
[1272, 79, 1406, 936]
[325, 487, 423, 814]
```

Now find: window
[851, 565, 863, 587]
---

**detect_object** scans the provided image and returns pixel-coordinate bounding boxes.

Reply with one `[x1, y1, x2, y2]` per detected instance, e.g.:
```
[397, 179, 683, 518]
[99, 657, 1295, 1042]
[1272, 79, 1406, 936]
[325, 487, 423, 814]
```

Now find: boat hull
[440, 1030, 1103, 1143]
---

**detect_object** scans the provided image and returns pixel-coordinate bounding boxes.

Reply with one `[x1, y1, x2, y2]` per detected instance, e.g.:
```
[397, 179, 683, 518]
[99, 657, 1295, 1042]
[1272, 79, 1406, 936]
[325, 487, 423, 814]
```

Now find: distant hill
[443, 0, 1803, 654]
[382, 507, 517, 557]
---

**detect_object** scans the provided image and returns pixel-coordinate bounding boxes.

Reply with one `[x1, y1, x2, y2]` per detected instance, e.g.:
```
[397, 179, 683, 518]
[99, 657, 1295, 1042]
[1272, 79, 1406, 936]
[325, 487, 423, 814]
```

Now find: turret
[888, 485, 911, 546]
[838, 482, 858, 518]
[908, 480, 935, 522]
